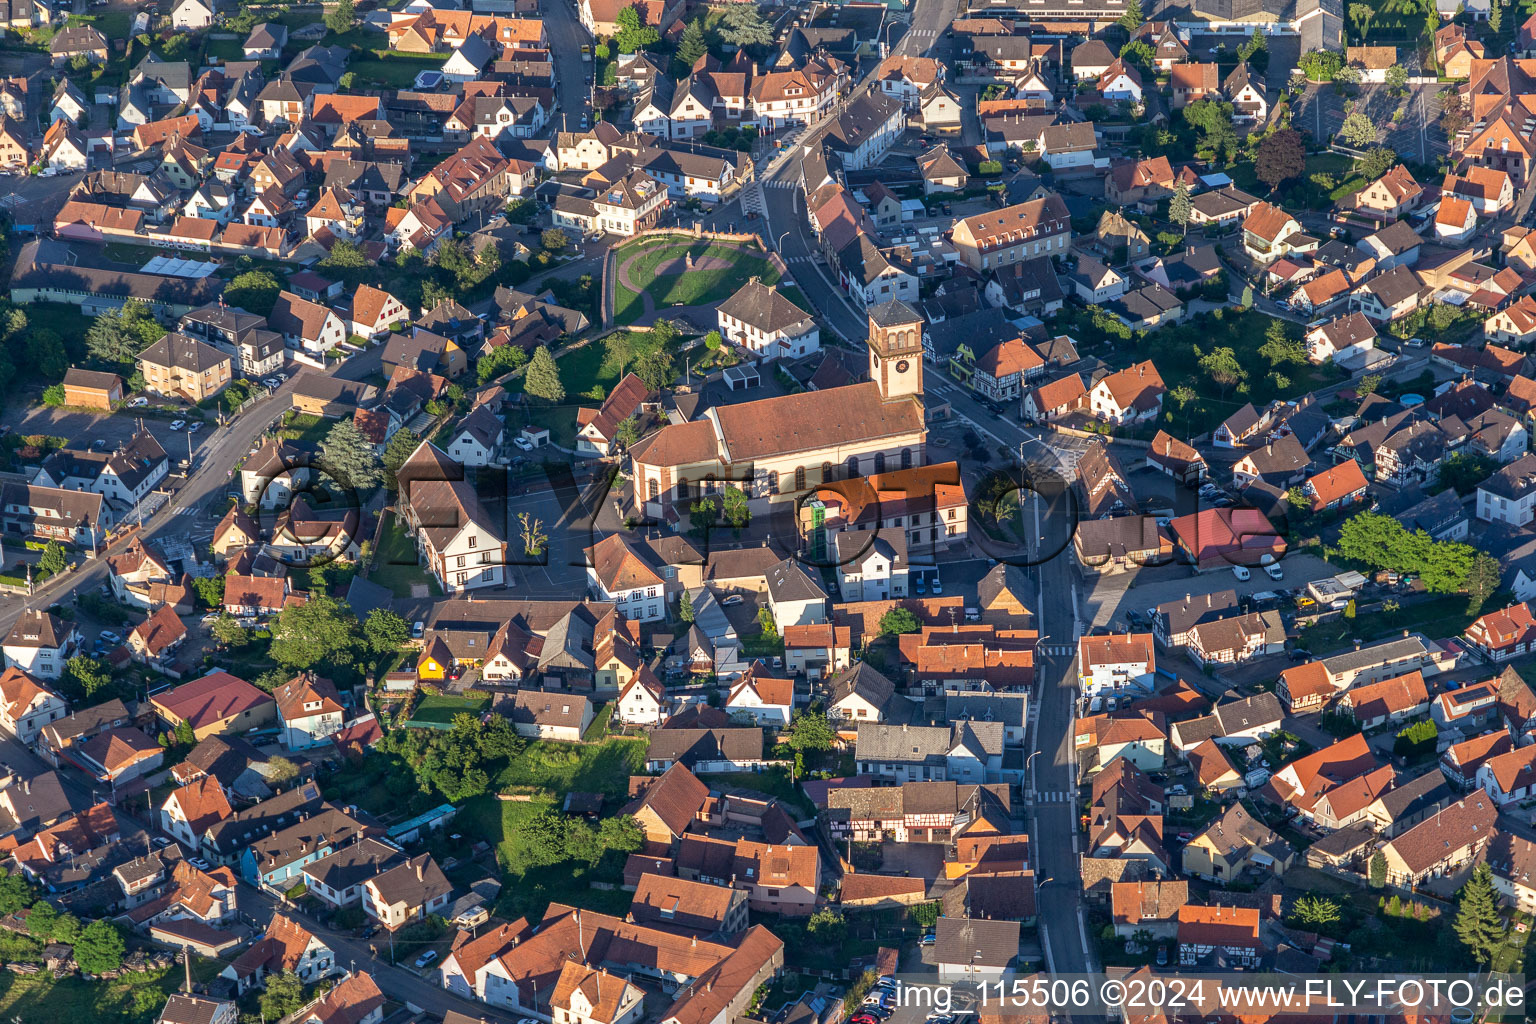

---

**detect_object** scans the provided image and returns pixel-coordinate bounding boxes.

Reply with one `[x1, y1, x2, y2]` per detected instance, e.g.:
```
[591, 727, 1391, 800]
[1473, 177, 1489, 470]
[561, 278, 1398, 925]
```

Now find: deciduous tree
[323, 0, 355, 34]
[1197, 345, 1245, 397]
[73, 919, 125, 974]
[1339, 111, 1378, 147]
[879, 608, 921, 636]
[1255, 128, 1305, 189]
[382, 428, 422, 490]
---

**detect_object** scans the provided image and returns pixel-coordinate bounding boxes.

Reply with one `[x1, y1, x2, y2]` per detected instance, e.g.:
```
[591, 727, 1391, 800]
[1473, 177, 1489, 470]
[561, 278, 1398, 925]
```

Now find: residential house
[2, 611, 80, 682]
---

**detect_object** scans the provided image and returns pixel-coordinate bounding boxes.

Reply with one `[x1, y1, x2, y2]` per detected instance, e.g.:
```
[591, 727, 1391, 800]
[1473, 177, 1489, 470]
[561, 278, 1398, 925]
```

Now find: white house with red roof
[274, 673, 346, 752]
[1465, 602, 1536, 662]
[349, 284, 409, 340]
[1479, 743, 1536, 805]
[0, 666, 66, 743]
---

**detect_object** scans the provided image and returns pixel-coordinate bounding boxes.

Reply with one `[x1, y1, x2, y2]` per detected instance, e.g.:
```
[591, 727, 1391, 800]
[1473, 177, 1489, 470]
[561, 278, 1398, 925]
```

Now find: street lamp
[776, 229, 790, 253]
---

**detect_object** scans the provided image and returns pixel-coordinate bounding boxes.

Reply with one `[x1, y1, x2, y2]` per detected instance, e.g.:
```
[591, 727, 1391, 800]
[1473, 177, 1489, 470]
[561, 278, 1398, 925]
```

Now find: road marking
[173, 506, 197, 517]
[1039, 644, 1076, 656]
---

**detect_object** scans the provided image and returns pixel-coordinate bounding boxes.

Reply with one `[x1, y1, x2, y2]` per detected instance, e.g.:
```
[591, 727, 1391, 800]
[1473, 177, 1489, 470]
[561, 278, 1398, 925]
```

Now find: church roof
[709, 381, 924, 462]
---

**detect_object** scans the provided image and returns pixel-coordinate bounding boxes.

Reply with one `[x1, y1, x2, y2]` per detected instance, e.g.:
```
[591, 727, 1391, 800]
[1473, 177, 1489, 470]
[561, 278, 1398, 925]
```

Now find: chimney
[416, 859, 424, 881]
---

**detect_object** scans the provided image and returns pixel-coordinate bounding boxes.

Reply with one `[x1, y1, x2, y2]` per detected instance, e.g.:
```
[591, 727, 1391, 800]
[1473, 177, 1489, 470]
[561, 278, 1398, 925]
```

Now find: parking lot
[3, 403, 220, 464]
[1295, 81, 1448, 165]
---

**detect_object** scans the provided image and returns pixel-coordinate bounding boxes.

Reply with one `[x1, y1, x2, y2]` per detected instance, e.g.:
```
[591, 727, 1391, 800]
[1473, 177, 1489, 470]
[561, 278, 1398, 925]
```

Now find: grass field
[347, 50, 448, 88]
[279, 412, 330, 444]
[613, 236, 781, 325]
[369, 514, 438, 598]
[457, 794, 636, 920]
[496, 734, 648, 799]
[1133, 308, 1346, 436]
[550, 331, 676, 401]
[410, 693, 490, 725]
[1299, 593, 1486, 654]
[0, 959, 207, 1024]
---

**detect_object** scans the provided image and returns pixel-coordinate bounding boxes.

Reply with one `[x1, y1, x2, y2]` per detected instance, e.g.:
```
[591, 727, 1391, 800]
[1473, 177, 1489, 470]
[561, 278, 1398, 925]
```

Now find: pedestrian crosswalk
[763, 180, 798, 190]
[172, 506, 198, 517]
[1038, 644, 1077, 657]
[1029, 790, 1072, 803]
[785, 255, 814, 264]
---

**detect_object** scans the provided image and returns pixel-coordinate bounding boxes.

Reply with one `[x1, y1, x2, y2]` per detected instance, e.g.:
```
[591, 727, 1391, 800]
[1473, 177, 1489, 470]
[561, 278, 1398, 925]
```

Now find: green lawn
[67, 10, 129, 38]
[1359, 0, 1426, 44]
[409, 693, 491, 726]
[613, 236, 781, 325]
[496, 735, 648, 799]
[279, 412, 331, 444]
[368, 513, 438, 598]
[347, 51, 448, 88]
[205, 36, 246, 61]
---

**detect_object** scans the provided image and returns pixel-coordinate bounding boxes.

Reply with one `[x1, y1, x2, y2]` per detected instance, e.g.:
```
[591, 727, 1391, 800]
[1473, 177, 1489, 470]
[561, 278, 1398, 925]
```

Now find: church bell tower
[866, 300, 925, 404]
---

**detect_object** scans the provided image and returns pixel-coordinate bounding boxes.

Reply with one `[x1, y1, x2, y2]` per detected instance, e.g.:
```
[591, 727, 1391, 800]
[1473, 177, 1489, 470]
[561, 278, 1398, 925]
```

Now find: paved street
[543, 0, 593, 132]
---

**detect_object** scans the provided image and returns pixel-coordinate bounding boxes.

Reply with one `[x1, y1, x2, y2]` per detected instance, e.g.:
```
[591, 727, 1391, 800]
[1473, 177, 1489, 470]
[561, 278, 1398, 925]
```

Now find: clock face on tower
[895, 359, 910, 373]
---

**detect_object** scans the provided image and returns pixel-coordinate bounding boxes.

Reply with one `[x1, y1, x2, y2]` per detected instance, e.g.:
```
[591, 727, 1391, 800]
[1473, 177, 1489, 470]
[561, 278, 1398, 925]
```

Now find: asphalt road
[0, 379, 299, 641]
[759, 0, 961, 344]
[546, 0, 594, 132]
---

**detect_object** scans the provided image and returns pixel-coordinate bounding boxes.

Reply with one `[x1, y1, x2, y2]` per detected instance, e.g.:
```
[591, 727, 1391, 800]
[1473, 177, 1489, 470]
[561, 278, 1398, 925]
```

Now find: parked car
[99, 630, 122, 645]
[920, 933, 936, 946]
[169, 420, 186, 431]
[721, 594, 745, 606]
[414, 950, 438, 969]
[187, 421, 203, 433]
[931, 576, 942, 594]
[1233, 566, 1251, 581]
[411, 620, 425, 639]
[127, 396, 148, 407]
[1265, 563, 1284, 580]
[514, 437, 535, 451]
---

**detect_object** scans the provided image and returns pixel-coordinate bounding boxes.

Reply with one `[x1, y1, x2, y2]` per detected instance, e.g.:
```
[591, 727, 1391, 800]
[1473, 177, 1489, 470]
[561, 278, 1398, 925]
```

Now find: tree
[27, 329, 66, 381]
[86, 304, 151, 366]
[364, 608, 410, 654]
[51, 912, 80, 946]
[614, 5, 660, 51]
[1491, 0, 1504, 32]
[1436, 451, 1497, 496]
[26, 900, 57, 942]
[1369, 850, 1387, 889]
[1259, 319, 1306, 367]
[211, 614, 249, 648]
[191, 574, 225, 609]
[382, 428, 422, 491]
[1255, 128, 1305, 189]
[703, 329, 723, 352]
[1168, 182, 1192, 235]
[63, 656, 111, 701]
[678, 589, 695, 624]
[1466, 552, 1503, 615]
[689, 497, 716, 535]
[1357, 146, 1399, 181]
[1455, 863, 1505, 965]
[1348, 1, 1372, 36]
[1298, 49, 1344, 81]
[318, 418, 382, 492]
[1384, 64, 1409, 96]
[1339, 111, 1378, 148]
[73, 919, 125, 974]
[1286, 485, 1310, 511]
[477, 342, 528, 383]
[260, 971, 307, 1022]
[319, 239, 369, 278]
[784, 711, 835, 753]
[614, 415, 641, 450]
[518, 513, 548, 557]
[807, 908, 848, 946]
[717, 2, 773, 47]
[1118, 0, 1144, 31]
[0, 872, 30, 916]
[524, 346, 566, 403]
[324, 0, 354, 34]
[1119, 40, 1154, 68]
[37, 540, 67, 578]
[1197, 346, 1245, 397]
[542, 228, 569, 253]
[879, 607, 921, 636]
[225, 270, 282, 316]
[722, 485, 750, 528]
[269, 595, 361, 671]
[634, 347, 677, 393]
[1292, 895, 1341, 929]
[675, 18, 707, 75]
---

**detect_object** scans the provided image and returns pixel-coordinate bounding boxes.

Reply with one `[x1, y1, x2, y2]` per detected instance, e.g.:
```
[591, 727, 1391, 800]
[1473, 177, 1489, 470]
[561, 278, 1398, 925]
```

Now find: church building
[629, 300, 928, 520]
